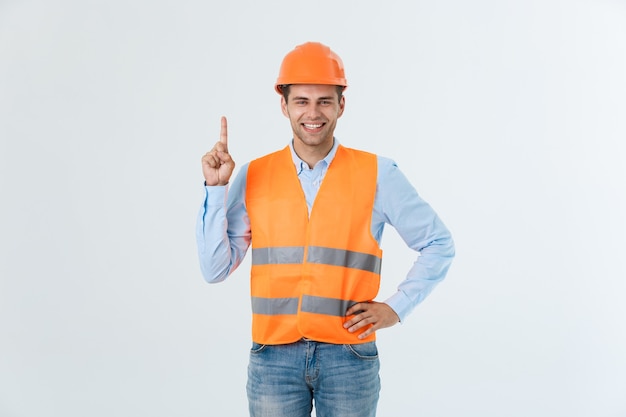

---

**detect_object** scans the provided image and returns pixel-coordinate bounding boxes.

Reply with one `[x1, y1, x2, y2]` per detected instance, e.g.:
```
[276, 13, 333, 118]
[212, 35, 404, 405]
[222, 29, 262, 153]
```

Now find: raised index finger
[220, 116, 228, 150]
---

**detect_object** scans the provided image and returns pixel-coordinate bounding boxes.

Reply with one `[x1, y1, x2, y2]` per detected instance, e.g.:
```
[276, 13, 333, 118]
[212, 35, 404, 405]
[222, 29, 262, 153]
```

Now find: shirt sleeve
[375, 157, 455, 322]
[195, 164, 251, 283]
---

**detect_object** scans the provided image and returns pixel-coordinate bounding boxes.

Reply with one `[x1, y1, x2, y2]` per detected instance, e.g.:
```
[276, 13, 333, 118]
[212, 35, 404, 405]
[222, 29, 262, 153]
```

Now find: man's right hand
[201, 116, 235, 186]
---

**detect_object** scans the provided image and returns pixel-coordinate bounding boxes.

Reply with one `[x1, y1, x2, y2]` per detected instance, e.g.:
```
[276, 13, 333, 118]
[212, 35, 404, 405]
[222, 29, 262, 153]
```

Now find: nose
[305, 103, 322, 119]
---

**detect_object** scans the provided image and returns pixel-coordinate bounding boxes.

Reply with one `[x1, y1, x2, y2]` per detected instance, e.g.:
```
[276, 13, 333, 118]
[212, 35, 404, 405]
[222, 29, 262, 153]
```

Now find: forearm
[384, 232, 455, 321]
[195, 182, 250, 283]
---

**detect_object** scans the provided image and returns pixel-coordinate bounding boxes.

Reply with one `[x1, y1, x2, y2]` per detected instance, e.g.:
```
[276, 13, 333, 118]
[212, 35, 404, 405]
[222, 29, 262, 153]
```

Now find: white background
[1, 0, 625, 416]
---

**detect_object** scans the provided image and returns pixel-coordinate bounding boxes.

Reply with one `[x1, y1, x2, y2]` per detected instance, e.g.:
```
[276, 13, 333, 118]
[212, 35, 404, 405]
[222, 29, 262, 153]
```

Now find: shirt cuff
[383, 291, 413, 323]
[204, 183, 228, 206]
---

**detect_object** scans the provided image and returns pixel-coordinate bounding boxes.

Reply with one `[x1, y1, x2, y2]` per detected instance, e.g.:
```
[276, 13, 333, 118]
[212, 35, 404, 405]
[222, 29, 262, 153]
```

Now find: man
[196, 42, 455, 417]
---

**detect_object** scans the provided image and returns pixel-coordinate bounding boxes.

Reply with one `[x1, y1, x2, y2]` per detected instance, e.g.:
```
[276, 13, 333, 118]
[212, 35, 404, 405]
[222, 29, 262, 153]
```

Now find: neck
[293, 138, 334, 168]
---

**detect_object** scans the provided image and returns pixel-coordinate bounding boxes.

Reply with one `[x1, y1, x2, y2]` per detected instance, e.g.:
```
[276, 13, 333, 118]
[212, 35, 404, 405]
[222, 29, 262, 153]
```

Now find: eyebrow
[292, 96, 335, 101]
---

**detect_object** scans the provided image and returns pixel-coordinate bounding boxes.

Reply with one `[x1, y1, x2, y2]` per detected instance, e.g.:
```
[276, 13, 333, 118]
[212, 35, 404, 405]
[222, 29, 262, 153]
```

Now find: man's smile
[302, 122, 325, 132]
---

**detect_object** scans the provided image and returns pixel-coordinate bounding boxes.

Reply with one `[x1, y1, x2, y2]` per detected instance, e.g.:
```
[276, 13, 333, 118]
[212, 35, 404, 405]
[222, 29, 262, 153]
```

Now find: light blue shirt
[196, 139, 455, 322]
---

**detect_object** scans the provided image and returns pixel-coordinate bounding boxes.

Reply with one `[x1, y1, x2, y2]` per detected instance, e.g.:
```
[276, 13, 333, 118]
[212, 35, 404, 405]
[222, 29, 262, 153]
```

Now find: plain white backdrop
[1, 0, 625, 416]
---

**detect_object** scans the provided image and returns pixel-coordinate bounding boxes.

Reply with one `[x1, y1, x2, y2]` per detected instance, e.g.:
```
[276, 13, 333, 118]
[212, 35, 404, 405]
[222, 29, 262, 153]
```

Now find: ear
[337, 95, 346, 118]
[281, 96, 289, 117]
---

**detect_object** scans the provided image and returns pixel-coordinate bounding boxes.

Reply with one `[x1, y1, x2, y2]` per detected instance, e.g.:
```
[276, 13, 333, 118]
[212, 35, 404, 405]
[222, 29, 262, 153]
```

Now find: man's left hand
[344, 301, 400, 339]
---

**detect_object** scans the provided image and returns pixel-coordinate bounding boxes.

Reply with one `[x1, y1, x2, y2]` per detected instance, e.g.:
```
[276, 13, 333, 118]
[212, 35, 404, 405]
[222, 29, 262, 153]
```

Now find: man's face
[281, 84, 345, 150]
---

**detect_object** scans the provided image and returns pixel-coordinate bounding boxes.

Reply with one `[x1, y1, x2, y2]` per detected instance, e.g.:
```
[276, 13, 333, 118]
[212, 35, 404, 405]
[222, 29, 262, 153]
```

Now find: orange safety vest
[246, 145, 383, 345]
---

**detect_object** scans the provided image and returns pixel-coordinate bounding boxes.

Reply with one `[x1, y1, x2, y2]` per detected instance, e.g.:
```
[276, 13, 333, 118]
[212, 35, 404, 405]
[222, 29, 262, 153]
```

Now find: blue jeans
[246, 339, 380, 417]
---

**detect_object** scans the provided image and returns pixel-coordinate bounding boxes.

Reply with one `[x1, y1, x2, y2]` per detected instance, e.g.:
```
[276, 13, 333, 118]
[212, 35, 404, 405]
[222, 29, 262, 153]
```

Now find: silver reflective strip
[307, 246, 381, 274]
[251, 297, 299, 315]
[301, 295, 356, 317]
[252, 247, 304, 265]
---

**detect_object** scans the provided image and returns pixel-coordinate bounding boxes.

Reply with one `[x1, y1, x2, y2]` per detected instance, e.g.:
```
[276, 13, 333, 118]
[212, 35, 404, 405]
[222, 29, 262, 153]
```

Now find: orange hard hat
[275, 42, 347, 94]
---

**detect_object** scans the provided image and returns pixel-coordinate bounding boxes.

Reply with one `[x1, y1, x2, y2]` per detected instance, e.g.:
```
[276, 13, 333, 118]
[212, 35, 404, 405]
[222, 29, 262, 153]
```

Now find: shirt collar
[289, 138, 340, 175]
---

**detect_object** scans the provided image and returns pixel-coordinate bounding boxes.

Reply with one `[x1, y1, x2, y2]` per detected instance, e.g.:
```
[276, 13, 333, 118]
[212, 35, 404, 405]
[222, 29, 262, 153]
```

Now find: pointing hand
[201, 116, 235, 186]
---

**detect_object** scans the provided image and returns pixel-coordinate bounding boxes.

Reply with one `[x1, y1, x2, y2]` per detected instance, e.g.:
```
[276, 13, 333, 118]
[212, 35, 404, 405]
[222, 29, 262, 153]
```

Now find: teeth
[304, 123, 322, 129]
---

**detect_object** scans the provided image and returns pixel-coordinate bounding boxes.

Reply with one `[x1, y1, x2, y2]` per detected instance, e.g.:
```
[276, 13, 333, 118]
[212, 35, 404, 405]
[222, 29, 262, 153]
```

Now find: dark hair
[279, 85, 345, 103]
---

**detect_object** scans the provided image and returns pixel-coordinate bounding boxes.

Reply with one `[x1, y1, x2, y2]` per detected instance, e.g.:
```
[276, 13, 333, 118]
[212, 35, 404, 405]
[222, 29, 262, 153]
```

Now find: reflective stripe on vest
[251, 246, 382, 274]
[251, 295, 358, 317]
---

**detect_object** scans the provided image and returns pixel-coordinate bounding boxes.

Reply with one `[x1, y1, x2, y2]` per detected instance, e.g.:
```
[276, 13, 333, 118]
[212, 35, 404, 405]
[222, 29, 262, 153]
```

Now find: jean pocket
[250, 342, 267, 354]
[344, 341, 379, 360]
